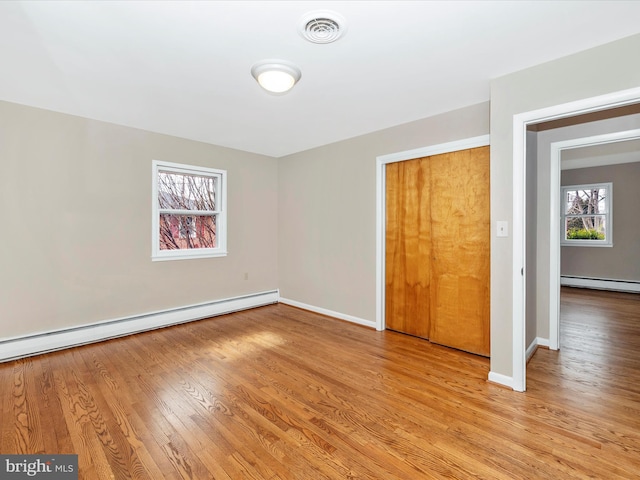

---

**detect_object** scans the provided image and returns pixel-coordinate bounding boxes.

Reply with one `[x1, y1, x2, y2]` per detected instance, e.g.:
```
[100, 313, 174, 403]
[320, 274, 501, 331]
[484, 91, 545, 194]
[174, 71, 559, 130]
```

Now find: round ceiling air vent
[299, 10, 346, 44]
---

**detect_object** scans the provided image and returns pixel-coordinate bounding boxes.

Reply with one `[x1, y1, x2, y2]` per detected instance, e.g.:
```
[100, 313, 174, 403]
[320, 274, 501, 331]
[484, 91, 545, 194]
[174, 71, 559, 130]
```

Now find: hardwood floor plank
[50, 353, 116, 479]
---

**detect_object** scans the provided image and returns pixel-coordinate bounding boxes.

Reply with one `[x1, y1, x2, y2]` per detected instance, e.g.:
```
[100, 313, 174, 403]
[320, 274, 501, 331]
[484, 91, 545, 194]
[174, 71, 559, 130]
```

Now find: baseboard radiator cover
[561, 276, 640, 293]
[0, 290, 279, 363]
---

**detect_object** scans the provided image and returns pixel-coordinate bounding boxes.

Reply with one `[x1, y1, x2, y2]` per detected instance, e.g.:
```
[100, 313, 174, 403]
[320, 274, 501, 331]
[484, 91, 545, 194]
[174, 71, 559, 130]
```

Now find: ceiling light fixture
[251, 60, 302, 94]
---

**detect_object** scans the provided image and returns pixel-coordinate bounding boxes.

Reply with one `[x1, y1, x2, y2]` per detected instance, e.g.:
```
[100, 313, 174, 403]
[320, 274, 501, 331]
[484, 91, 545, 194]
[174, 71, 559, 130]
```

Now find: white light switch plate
[497, 221, 509, 237]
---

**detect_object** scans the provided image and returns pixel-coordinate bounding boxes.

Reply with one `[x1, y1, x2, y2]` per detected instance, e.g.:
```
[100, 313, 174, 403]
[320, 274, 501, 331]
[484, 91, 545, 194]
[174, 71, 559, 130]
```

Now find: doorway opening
[548, 129, 640, 350]
[513, 87, 640, 392]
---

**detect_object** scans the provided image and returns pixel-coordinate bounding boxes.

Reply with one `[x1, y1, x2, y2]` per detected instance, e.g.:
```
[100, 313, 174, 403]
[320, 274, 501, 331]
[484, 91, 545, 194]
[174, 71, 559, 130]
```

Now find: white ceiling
[3, 1, 640, 158]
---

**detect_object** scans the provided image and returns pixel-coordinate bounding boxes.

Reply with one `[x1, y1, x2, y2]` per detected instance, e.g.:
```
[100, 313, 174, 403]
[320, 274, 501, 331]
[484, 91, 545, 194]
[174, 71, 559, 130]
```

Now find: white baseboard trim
[536, 337, 550, 348]
[278, 297, 376, 329]
[487, 371, 513, 389]
[526, 337, 550, 362]
[526, 339, 538, 362]
[0, 290, 279, 363]
[492, 337, 549, 391]
[561, 276, 640, 293]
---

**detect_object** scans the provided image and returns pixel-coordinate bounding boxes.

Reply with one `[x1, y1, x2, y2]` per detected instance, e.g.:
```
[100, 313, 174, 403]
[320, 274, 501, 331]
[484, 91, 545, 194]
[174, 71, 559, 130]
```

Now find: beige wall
[490, 33, 640, 378]
[561, 161, 640, 281]
[0, 100, 279, 340]
[278, 102, 490, 322]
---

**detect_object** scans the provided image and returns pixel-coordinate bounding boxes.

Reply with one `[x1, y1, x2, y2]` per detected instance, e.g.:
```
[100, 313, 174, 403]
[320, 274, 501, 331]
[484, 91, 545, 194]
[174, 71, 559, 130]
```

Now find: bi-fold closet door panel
[385, 157, 432, 339]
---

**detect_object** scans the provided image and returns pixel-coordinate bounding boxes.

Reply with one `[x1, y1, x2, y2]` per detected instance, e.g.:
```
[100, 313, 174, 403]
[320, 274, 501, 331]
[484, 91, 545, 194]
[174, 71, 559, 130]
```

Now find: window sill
[560, 242, 613, 248]
[152, 250, 228, 261]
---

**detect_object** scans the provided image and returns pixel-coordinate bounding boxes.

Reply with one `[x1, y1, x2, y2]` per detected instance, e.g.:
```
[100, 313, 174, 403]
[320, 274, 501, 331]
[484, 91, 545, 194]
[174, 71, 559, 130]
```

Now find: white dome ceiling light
[251, 60, 302, 94]
[299, 10, 347, 44]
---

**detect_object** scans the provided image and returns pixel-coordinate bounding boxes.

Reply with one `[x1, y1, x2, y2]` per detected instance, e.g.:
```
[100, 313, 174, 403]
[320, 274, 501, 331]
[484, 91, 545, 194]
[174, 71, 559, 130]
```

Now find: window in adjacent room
[561, 182, 612, 247]
[152, 160, 227, 260]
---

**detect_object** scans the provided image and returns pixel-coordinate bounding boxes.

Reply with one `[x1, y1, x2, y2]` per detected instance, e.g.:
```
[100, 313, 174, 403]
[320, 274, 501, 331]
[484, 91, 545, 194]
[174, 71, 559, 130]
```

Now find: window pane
[564, 215, 606, 240]
[158, 171, 217, 211]
[159, 214, 217, 250]
[564, 188, 607, 215]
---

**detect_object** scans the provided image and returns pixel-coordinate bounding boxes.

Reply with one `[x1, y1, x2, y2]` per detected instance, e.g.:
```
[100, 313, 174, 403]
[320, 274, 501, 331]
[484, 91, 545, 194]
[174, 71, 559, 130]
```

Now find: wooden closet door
[385, 158, 431, 338]
[385, 146, 490, 356]
[428, 146, 490, 356]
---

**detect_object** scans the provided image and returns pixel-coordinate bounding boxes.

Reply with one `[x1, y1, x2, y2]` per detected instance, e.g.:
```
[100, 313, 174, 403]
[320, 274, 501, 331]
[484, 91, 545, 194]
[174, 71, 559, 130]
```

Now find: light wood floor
[1, 288, 639, 479]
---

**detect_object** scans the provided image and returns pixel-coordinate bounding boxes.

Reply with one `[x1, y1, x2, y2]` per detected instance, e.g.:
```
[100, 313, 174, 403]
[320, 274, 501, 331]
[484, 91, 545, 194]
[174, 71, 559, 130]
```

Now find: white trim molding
[488, 371, 514, 389]
[278, 297, 376, 329]
[526, 337, 550, 363]
[376, 135, 491, 165]
[561, 276, 640, 293]
[0, 290, 279, 363]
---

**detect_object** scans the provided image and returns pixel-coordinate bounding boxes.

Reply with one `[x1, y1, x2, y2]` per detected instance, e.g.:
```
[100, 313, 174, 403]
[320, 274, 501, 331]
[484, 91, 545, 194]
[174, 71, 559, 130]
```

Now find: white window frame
[561, 182, 612, 247]
[152, 160, 227, 261]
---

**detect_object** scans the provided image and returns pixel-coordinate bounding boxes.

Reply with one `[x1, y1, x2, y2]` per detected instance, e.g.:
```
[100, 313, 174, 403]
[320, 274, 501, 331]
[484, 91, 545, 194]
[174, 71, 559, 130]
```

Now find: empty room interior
[1, 1, 640, 479]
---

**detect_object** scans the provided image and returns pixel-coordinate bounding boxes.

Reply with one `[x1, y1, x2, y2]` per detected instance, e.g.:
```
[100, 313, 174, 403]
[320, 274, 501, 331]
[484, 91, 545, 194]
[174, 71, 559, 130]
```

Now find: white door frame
[375, 135, 490, 332]
[512, 86, 640, 392]
[548, 128, 640, 350]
